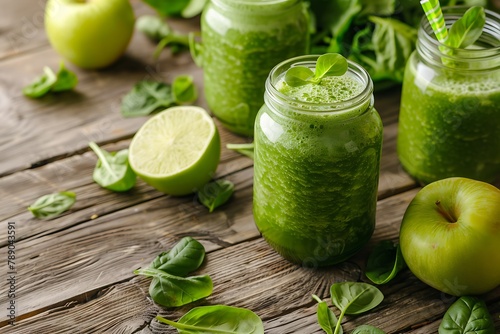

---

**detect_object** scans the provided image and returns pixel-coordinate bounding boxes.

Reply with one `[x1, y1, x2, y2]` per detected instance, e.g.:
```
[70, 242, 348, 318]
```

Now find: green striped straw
[420, 0, 449, 43]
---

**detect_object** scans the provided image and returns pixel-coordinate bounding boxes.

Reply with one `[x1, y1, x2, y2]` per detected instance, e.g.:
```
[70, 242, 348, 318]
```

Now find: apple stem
[435, 200, 457, 223]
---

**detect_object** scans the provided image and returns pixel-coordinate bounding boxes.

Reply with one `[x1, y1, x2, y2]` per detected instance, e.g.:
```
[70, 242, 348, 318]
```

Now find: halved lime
[129, 106, 220, 196]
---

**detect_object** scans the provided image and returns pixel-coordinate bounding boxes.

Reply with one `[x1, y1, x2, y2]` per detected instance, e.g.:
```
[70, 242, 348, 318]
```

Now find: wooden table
[1, 1, 499, 333]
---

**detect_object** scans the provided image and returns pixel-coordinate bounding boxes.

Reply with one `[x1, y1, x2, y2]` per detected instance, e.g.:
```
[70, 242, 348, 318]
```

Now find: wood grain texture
[2, 1, 499, 333]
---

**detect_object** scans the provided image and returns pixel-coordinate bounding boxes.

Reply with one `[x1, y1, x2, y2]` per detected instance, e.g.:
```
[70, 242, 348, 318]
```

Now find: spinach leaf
[172, 75, 197, 104]
[315, 53, 349, 79]
[349, 16, 417, 82]
[23, 66, 57, 98]
[365, 240, 406, 285]
[284, 53, 348, 87]
[312, 294, 340, 334]
[51, 62, 78, 92]
[142, 0, 207, 18]
[150, 237, 205, 277]
[446, 6, 485, 48]
[439, 296, 495, 334]
[88, 142, 136, 192]
[23, 63, 78, 98]
[226, 143, 254, 159]
[330, 282, 384, 315]
[285, 67, 315, 87]
[121, 81, 174, 117]
[359, 0, 396, 17]
[134, 268, 212, 307]
[28, 191, 76, 219]
[198, 179, 235, 213]
[351, 325, 386, 334]
[156, 305, 264, 333]
[136, 15, 172, 41]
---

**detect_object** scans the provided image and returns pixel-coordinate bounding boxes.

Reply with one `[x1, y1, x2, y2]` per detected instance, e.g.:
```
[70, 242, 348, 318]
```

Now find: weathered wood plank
[0, 182, 414, 326]
[4, 186, 498, 333]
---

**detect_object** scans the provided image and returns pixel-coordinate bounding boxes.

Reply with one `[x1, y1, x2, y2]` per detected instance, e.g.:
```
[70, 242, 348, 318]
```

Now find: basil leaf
[88, 142, 136, 192]
[173, 75, 197, 104]
[439, 296, 495, 334]
[136, 15, 172, 41]
[28, 191, 76, 219]
[134, 268, 212, 307]
[23, 66, 57, 98]
[198, 179, 235, 213]
[226, 143, 254, 159]
[121, 81, 174, 117]
[181, 0, 207, 18]
[351, 325, 386, 334]
[312, 295, 340, 334]
[330, 282, 384, 315]
[365, 240, 406, 285]
[156, 305, 264, 333]
[446, 6, 486, 49]
[150, 237, 205, 277]
[314, 53, 348, 80]
[51, 62, 78, 92]
[284, 66, 314, 87]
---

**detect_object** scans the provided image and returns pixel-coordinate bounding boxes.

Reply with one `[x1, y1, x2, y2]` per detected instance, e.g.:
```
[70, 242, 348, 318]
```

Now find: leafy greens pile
[306, 0, 489, 87]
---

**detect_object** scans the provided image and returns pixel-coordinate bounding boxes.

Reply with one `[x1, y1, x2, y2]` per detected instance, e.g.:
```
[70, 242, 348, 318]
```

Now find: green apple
[45, 0, 135, 69]
[399, 177, 500, 296]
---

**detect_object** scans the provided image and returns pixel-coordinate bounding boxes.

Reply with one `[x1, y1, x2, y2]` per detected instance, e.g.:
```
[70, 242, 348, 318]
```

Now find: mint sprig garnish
[284, 53, 348, 87]
[445, 6, 485, 49]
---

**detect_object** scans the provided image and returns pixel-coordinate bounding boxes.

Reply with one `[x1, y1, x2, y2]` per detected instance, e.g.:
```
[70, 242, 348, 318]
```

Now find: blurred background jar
[253, 55, 383, 266]
[397, 7, 500, 185]
[200, 0, 309, 136]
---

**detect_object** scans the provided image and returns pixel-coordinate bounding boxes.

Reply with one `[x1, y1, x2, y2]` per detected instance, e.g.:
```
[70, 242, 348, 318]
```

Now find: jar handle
[189, 32, 204, 68]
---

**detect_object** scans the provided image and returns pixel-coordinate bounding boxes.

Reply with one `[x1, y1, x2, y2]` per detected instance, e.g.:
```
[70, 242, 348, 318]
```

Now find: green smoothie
[398, 53, 500, 184]
[253, 59, 383, 266]
[201, 0, 309, 136]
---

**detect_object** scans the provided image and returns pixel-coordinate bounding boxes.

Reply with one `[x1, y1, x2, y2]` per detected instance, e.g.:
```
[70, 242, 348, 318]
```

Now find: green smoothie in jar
[201, 0, 309, 136]
[253, 55, 383, 266]
[398, 7, 500, 184]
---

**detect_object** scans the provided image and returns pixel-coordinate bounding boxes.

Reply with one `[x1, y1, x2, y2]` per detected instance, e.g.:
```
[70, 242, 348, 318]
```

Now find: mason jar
[253, 55, 383, 267]
[201, 0, 309, 136]
[397, 7, 500, 185]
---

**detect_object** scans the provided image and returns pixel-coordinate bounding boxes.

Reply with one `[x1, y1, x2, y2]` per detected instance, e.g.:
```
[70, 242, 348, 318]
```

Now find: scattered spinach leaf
[28, 191, 76, 219]
[351, 325, 386, 334]
[51, 62, 78, 92]
[135, 268, 212, 307]
[312, 294, 339, 334]
[330, 282, 384, 334]
[446, 6, 485, 48]
[22, 66, 57, 98]
[141, 0, 206, 18]
[136, 15, 172, 41]
[226, 143, 254, 159]
[149, 236, 205, 277]
[284, 53, 348, 87]
[439, 296, 495, 334]
[156, 305, 264, 333]
[121, 81, 174, 117]
[172, 75, 197, 104]
[197, 179, 234, 213]
[121, 77, 199, 117]
[88, 142, 136, 192]
[365, 240, 406, 285]
[23, 63, 77, 98]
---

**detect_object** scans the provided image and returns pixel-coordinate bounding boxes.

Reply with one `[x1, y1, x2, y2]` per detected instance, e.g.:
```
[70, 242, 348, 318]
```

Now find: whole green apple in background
[399, 177, 500, 296]
[45, 0, 135, 69]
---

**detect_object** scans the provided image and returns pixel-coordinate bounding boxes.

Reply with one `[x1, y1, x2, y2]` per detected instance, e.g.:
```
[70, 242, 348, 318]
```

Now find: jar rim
[265, 55, 374, 115]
